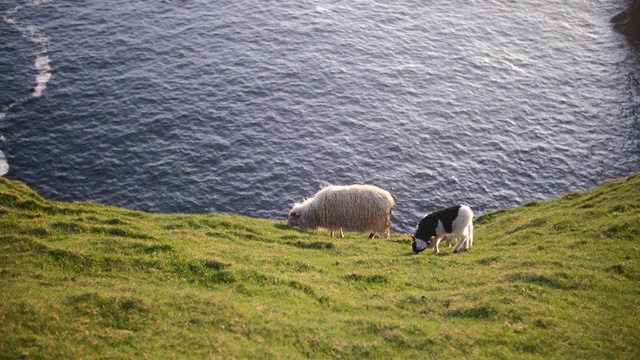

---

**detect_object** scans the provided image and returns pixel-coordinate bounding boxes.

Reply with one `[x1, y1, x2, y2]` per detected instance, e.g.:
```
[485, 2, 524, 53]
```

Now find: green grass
[1, 174, 639, 359]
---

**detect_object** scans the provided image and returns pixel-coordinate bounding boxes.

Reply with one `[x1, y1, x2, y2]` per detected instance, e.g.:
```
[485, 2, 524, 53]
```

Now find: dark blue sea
[1, 0, 639, 232]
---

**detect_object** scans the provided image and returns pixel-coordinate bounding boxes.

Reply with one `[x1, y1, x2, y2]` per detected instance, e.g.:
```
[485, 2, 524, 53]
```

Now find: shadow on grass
[286, 241, 335, 250]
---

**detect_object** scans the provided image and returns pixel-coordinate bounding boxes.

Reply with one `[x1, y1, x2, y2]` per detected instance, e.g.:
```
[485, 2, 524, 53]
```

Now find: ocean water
[1, 0, 639, 232]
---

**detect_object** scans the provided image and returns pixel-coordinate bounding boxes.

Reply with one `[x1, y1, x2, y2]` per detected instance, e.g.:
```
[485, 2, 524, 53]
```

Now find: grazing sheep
[411, 205, 474, 254]
[287, 184, 395, 239]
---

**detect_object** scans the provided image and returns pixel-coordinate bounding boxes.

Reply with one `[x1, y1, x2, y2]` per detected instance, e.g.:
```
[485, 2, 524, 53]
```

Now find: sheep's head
[411, 236, 433, 254]
[287, 204, 302, 227]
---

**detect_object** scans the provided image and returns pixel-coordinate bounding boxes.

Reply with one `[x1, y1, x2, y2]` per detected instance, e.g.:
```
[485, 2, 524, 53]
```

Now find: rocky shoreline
[612, 0, 640, 41]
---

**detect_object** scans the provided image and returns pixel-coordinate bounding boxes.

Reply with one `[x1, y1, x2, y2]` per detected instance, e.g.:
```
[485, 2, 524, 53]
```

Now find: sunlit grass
[1, 174, 639, 358]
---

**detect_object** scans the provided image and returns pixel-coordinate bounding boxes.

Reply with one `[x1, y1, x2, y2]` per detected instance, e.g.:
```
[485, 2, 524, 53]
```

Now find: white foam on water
[33, 55, 52, 97]
[2, 2, 52, 101]
[1, 1, 52, 170]
[0, 150, 9, 177]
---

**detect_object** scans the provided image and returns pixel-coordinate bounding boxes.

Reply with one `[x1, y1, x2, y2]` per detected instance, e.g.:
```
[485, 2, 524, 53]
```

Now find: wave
[0, 0, 50, 177]
[0, 0, 51, 120]
[33, 55, 52, 98]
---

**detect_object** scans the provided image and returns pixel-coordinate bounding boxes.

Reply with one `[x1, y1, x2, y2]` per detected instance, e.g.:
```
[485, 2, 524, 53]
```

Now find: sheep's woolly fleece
[288, 184, 394, 238]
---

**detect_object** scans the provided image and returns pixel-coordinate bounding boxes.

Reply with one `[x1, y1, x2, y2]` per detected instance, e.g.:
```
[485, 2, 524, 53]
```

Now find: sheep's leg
[382, 227, 390, 239]
[368, 232, 375, 239]
[329, 228, 344, 238]
[383, 220, 390, 239]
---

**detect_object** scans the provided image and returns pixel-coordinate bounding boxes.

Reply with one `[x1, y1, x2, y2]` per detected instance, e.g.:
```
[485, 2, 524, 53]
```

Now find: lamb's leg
[444, 234, 453, 247]
[330, 230, 334, 237]
[368, 232, 375, 239]
[460, 224, 473, 251]
[453, 233, 468, 253]
[434, 236, 442, 254]
[463, 228, 471, 250]
[339, 228, 344, 238]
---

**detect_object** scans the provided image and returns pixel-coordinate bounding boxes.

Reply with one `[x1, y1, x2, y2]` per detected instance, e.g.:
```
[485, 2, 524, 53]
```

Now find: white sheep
[287, 184, 395, 239]
[411, 205, 474, 254]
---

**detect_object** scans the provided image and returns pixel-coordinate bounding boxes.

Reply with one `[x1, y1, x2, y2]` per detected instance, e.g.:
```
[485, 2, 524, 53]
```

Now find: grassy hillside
[1, 174, 639, 359]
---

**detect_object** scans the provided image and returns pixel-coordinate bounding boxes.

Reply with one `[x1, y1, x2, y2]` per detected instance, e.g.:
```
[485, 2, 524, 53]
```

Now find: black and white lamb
[411, 205, 474, 254]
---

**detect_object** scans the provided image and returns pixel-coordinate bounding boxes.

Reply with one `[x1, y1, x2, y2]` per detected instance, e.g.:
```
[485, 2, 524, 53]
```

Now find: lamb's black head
[411, 236, 431, 254]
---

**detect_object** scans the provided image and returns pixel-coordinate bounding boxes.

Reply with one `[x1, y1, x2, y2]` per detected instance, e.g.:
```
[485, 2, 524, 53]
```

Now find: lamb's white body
[412, 205, 474, 254]
[287, 185, 394, 239]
